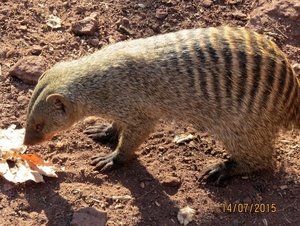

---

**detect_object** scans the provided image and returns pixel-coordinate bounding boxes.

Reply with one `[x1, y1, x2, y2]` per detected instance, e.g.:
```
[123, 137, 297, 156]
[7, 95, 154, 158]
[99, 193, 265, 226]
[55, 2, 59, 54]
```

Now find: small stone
[155, 9, 168, 19]
[72, 16, 98, 36]
[228, 0, 238, 4]
[137, 3, 146, 9]
[201, 0, 213, 7]
[90, 12, 98, 19]
[114, 204, 124, 209]
[122, 17, 130, 25]
[162, 175, 181, 187]
[55, 142, 64, 149]
[140, 181, 145, 188]
[31, 45, 43, 55]
[17, 95, 29, 106]
[70, 207, 107, 226]
[89, 38, 99, 47]
[20, 20, 29, 25]
[231, 11, 248, 19]
[19, 25, 27, 31]
[8, 56, 48, 84]
[279, 185, 288, 190]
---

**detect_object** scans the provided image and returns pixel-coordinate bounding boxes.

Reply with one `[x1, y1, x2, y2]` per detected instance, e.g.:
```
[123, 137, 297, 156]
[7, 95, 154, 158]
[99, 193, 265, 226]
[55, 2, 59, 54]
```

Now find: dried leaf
[0, 125, 57, 183]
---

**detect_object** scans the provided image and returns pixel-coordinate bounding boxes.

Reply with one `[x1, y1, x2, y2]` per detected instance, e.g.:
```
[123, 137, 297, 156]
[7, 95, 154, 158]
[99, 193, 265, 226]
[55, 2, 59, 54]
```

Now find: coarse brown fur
[23, 26, 300, 183]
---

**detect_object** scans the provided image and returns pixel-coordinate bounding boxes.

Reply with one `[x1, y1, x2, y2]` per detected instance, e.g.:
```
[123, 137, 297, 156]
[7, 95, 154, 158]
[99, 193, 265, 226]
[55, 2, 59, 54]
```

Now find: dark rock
[72, 16, 98, 36]
[8, 56, 48, 84]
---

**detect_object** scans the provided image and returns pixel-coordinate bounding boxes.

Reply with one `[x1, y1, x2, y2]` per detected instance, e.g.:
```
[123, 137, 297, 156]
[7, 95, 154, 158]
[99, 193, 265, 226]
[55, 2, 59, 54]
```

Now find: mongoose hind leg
[84, 122, 119, 143]
[200, 127, 276, 185]
[90, 119, 156, 172]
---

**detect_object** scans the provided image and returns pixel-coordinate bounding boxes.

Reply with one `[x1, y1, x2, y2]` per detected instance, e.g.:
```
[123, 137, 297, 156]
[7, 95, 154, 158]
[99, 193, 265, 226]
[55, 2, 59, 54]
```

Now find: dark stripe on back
[204, 31, 221, 105]
[164, 36, 182, 98]
[219, 28, 233, 100]
[194, 36, 209, 99]
[175, 32, 195, 89]
[235, 30, 248, 106]
[260, 41, 277, 111]
[270, 59, 287, 112]
[284, 67, 297, 116]
[277, 60, 287, 98]
[248, 32, 262, 113]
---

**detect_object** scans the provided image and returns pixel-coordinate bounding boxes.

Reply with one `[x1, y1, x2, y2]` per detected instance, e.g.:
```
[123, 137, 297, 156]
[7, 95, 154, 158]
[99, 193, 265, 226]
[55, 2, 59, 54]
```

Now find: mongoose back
[24, 26, 300, 183]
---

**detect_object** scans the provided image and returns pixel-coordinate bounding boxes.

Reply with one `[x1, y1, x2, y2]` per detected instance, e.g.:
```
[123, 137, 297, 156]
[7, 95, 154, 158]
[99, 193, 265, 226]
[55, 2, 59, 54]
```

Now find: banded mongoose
[23, 26, 300, 183]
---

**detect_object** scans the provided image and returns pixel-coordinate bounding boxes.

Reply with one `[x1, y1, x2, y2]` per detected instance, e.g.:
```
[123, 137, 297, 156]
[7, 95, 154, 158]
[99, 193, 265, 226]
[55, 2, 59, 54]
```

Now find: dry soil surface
[1, 0, 300, 225]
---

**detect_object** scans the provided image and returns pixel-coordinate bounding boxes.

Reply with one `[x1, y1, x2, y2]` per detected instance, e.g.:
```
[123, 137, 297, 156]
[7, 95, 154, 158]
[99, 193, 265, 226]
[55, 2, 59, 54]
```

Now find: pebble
[155, 9, 168, 19]
[279, 185, 288, 190]
[8, 56, 48, 84]
[231, 11, 248, 19]
[162, 175, 181, 187]
[19, 25, 27, 31]
[70, 207, 107, 226]
[31, 45, 43, 55]
[138, 3, 146, 9]
[201, 0, 213, 7]
[89, 38, 100, 47]
[72, 16, 98, 36]
[17, 95, 29, 106]
[140, 181, 145, 188]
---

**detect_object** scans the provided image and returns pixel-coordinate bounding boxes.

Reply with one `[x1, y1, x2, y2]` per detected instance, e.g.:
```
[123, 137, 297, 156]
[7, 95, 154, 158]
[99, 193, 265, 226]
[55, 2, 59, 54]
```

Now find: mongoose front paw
[199, 159, 238, 185]
[90, 151, 122, 172]
[84, 123, 118, 143]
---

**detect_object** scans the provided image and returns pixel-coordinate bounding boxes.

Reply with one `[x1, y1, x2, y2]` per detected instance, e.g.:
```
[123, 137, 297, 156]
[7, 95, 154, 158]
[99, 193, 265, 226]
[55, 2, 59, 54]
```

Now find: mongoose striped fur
[24, 26, 300, 183]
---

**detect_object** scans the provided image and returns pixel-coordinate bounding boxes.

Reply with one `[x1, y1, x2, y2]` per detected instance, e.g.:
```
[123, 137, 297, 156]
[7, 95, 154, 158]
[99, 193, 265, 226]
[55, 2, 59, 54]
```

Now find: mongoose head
[23, 71, 78, 146]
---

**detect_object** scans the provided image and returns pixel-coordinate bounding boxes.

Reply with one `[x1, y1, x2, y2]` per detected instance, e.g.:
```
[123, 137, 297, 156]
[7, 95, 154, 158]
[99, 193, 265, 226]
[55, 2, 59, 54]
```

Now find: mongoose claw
[84, 123, 117, 143]
[91, 151, 122, 172]
[199, 160, 238, 186]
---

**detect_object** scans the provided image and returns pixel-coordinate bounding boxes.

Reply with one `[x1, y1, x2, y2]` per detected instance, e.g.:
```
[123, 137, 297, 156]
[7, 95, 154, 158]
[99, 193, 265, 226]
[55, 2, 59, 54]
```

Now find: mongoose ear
[46, 94, 73, 115]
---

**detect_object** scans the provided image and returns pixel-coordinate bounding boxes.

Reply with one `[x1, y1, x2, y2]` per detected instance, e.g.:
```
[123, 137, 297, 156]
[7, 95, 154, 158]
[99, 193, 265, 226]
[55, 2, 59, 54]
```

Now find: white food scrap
[177, 206, 196, 225]
[0, 125, 57, 183]
[46, 15, 62, 28]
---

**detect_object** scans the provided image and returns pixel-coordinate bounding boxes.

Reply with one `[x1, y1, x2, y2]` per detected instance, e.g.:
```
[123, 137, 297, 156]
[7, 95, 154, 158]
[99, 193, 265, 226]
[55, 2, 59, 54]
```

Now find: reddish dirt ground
[1, 0, 300, 225]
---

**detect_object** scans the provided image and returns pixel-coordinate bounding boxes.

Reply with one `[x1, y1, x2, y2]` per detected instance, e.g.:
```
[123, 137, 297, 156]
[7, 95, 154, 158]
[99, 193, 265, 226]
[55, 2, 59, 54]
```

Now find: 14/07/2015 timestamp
[222, 203, 277, 213]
